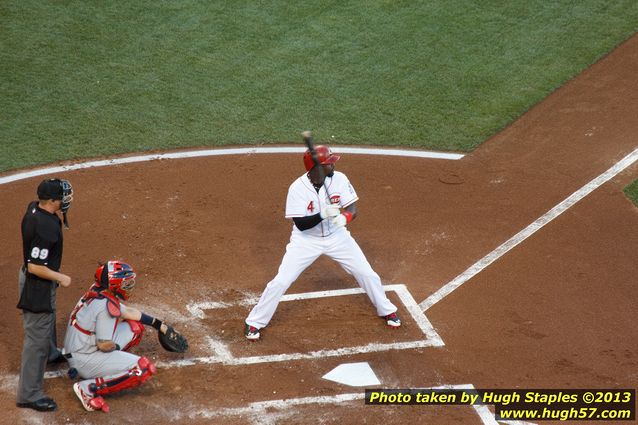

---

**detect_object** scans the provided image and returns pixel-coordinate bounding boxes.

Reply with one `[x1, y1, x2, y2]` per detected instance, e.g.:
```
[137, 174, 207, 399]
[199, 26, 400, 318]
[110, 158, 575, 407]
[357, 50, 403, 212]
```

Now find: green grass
[1, 1, 637, 172]
[624, 179, 638, 207]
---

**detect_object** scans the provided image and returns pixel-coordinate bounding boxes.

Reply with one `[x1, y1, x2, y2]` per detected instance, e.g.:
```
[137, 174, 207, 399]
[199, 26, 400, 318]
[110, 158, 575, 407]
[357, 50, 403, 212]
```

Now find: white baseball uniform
[246, 171, 397, 329]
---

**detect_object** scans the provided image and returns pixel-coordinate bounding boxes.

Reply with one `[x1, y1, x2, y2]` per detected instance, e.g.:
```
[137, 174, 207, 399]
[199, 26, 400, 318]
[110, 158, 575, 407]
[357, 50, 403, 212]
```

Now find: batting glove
[330, 214, 347, 228]
[320, 204, 341, 220]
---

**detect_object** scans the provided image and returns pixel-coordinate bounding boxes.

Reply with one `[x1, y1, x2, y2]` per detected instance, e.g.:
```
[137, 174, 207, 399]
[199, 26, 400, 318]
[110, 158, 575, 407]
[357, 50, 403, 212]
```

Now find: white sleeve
[339, 174, 358, 207]
[285, 180, 308, 218]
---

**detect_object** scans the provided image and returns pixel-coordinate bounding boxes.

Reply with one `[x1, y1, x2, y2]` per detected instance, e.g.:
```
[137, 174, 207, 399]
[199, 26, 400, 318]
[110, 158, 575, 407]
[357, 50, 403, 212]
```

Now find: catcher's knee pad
[90, 356, 156, 396]
[122, 320, 145, 352]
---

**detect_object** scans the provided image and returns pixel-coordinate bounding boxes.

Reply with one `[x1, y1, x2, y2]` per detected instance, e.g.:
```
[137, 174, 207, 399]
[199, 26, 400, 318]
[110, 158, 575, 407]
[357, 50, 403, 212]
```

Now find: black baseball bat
[302, 130, 320, 166]
[302, 130, 331, 198]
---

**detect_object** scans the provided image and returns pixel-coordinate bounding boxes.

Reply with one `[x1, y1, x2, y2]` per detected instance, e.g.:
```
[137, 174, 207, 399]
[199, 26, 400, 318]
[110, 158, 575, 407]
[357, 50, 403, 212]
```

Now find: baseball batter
[63, 261, 180, 413]
[245, 145, 400, 340]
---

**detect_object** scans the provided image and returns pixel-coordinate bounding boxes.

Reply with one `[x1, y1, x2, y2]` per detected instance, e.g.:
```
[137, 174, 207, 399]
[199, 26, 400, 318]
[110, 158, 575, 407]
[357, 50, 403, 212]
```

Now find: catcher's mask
[303, 145, 340, 172]
[37, 178, 73, 227]
[95, 261, 137, 300]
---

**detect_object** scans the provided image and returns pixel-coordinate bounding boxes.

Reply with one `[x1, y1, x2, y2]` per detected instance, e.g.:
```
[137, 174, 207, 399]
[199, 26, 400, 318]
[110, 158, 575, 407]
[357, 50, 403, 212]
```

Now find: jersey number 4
[307, 201, 315, 213]
[30, 247, 49, 260]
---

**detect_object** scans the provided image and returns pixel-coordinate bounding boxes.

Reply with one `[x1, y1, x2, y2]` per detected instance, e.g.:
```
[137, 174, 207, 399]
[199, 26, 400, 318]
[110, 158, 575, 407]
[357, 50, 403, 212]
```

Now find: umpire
[16, 178, 73, 412]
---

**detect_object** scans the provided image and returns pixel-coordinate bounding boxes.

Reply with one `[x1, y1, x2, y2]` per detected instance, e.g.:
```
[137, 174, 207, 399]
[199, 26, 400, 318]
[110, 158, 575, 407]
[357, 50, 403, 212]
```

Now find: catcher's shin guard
[90, 357, 156, 396]
[122, 320, 145, 351]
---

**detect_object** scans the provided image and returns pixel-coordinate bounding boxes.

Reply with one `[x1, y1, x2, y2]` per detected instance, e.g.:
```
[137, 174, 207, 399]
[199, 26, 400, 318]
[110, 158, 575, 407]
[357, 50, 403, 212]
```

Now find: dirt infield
[1, 35, 637, 425]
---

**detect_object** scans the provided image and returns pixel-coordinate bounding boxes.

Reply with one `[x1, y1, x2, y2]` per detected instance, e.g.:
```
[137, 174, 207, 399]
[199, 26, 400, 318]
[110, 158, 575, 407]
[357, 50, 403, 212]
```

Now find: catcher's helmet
[37, 178, 73, 213]
[95, 261, 137, 300]
[303, 145, 340, 171]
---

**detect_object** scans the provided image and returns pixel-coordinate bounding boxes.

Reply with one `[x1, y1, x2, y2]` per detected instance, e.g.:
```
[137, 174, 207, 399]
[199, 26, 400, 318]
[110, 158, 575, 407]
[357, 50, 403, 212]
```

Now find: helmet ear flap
[100, 263, 110, 287]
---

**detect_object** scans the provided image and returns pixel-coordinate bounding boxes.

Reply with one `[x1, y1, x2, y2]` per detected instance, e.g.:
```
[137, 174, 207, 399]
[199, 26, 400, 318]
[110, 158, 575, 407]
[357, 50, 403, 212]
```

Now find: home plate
[322, 362, 381, 387]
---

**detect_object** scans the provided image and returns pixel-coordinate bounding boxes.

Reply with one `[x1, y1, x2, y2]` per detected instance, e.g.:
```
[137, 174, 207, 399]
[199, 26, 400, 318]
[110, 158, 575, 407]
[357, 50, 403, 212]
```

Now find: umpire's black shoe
[47, 354, 67, 365]
[17, 397, 58, 412]
[47, 349, 67, 365]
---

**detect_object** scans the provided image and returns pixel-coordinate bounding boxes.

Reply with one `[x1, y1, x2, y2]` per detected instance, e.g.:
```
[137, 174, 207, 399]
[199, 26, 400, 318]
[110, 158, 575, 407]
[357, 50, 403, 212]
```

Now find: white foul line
[0, 147, 463, 185]
[419, 147, 638, 311]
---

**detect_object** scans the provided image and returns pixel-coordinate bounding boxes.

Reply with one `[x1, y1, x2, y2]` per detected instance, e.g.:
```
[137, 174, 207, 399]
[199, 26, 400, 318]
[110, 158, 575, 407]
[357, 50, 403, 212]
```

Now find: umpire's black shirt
[21, 201, 63, 278]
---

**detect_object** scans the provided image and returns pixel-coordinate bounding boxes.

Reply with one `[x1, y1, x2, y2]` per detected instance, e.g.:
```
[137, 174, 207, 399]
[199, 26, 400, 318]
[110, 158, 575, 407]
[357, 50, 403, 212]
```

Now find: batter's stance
[245, 144, 400, 340]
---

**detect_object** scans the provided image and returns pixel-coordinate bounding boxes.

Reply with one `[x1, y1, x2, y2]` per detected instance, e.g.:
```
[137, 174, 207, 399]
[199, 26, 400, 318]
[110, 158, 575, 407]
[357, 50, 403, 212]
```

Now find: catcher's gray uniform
[63, 296, 148, 398]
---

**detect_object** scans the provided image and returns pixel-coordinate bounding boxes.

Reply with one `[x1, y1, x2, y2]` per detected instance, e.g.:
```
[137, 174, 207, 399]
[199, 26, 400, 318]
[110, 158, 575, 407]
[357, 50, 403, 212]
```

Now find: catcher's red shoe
[73, 383, 109, 413]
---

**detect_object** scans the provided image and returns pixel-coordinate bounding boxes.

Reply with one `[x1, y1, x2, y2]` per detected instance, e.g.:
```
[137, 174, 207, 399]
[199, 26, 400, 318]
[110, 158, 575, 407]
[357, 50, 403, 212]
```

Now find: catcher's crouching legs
[73, 356, 157, 412]
[90, 356, 156, 396]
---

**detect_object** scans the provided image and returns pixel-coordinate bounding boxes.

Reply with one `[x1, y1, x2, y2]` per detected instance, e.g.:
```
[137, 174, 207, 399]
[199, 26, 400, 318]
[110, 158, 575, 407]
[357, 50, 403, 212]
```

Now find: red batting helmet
[95, 261, 137, 300]
[303, 145, 340, 171]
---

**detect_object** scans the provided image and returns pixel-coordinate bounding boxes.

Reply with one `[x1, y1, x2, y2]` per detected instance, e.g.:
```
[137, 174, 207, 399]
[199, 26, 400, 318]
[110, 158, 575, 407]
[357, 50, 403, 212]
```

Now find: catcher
[62, 261, 188, 413]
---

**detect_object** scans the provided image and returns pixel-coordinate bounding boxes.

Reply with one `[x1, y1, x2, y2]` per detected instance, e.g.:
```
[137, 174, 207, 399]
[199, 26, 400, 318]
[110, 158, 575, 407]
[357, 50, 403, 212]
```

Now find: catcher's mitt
[158, 325, 189, 353]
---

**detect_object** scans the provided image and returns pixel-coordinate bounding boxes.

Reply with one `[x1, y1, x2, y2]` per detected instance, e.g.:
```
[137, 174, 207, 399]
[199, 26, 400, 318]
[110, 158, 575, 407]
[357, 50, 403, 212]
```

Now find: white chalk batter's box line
[170, 284, 444, 368]
[175, 383, 534, 425]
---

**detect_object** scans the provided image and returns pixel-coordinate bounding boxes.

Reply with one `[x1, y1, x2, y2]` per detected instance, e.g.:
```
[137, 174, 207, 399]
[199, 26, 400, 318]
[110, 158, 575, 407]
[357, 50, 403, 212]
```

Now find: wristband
[152, 318, 163, 331]
[141, 313, 163, 330]
[342, 211, 353, 223]
[115, 343, 121, 351]
[140, 312, 155, 326]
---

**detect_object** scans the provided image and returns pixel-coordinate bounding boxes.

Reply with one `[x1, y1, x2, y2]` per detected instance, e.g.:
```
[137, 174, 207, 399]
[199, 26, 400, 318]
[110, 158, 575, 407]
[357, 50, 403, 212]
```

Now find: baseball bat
[302, 130, 320, 167]
[302, 130, 331, 198]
